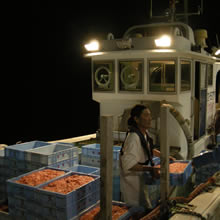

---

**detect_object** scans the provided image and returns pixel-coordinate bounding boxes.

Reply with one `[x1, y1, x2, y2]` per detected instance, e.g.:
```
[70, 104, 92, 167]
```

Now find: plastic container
[192, 151, 214, 168]
[50, 158, 79, 169]
[33, 172, 100, 219]
[81, 144, 121, 160]
[25, 143, 78, 165]
[217, 134, 220, 144]
[144, 160, 193, 186]
[76, 201, 135, 220]
[4, 141, 50, 161]
[6, 167, 68, 200]
[81, 155, 120, 170]
[64, 165, 100, 176]
[214, 145, 220, 163]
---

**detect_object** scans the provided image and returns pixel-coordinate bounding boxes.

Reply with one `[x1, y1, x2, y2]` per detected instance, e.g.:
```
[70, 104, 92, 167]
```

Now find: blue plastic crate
[81, 144, 121, 160]
[214, 146, 220, 163]
[217, 134, 220, 144]
[4, 141, 50, 161]
[192, 151, 214, 168]
[76, 201, 137, 220]
[35, 190, 100, 220]
[152, 156, 160, 165]
[144, 160, 192, 186]
[195, 162, 220, 185]
[168, 161, 192, 185]
[81, 154, 120, 170]
[64, 165, 100, 176]
[6, 167, 68, 200]
[36, 172, 100, 209]
[49, 158, 79, 169]
[25, 144, 79, 165]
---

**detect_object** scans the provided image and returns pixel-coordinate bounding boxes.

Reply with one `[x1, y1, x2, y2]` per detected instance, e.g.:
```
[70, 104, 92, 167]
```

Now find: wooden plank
[160, 106, 170, 217]
[48, 133, 96, 144]
[100, 116, 113, 220]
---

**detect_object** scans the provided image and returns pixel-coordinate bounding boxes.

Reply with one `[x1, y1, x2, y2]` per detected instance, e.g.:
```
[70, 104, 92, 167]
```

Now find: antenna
[147, 0, 203, 23]
[149, 0, 152, 19]
[200, 0, 203, 15]
[216, 34, 219, 47]
[169, 0, 176, 22]
[175, 0, 204, 23]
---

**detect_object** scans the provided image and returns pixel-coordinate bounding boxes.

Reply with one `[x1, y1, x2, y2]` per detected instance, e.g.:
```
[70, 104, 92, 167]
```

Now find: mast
[169, 0, 176, 22]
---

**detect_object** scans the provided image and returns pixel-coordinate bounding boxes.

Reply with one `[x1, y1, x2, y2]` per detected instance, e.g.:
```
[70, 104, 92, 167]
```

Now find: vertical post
[100, 115, 113, 220]
[160, 106, 170, 218]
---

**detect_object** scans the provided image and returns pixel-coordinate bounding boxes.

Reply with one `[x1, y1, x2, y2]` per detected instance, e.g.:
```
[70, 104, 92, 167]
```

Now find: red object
[80, 205, 129, 220]
[16, 169, 65, 186]
[155, 162, 188, 173]
[42, 174, 94, 194]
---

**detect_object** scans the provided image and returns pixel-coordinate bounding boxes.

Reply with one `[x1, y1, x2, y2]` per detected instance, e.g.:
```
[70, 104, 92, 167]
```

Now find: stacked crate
[217, 134, 220, 145]
[4, 141, 50, 177]
[75, 201, 141, 220]
[0, 149, 7, 202]
[2, 141, 78, 205]
[25, 143, 78, 168]
[4, 141, 78, 175]
[7, 168, 100, 219]
[144, 160, 193, 208]
[0, 141, 50, 203]
[62, 164, 100, 176]
[193, 146, 220, 185]
[81, 144, 121, 201]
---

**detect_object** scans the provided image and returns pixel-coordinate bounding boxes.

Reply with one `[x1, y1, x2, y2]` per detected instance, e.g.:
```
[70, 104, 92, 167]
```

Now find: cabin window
[149, 60, 176, 92]
[119, 60, 143, 92]
[181, 60, 191, 91]
[93, 60, 114, 92]
[207, 64, 213, 86]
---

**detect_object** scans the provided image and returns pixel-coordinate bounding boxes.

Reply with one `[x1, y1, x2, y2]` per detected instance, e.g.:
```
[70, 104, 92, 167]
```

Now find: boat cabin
[85, 22, 220, 159]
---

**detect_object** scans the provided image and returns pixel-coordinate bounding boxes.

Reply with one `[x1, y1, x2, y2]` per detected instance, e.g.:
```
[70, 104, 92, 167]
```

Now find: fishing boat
[84, 0, 220, 160]
[1, 0, 219, 219]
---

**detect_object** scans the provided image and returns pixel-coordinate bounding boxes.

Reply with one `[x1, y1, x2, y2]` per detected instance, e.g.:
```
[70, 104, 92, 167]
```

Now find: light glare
[215, 49, 220, 56]
[155, 35, 171, 47]
[84, 40, 99, 51]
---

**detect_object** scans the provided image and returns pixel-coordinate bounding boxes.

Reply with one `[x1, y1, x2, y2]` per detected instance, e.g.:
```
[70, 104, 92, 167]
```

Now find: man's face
[135, 108, 152, 130]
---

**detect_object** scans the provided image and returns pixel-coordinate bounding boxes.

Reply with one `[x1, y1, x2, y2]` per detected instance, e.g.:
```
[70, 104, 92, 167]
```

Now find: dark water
[1, 80, 99, 145]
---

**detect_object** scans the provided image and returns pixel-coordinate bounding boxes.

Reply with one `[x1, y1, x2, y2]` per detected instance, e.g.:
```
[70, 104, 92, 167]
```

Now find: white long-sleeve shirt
[120, 132, 149, 207]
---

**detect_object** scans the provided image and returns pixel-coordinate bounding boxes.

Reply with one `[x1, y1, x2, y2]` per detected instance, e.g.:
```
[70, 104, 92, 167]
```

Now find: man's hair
[127, 104, 149, 127]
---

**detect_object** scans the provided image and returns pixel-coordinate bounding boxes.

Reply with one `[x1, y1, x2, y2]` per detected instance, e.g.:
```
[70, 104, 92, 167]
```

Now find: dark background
[1, 0, 219, 145]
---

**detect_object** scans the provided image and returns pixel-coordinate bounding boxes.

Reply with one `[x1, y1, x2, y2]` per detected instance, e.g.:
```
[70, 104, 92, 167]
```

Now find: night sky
[1, 0, 219, 145]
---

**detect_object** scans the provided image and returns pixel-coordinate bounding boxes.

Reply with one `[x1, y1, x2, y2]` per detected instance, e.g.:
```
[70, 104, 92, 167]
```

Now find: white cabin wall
[167, 112, 188, 159]
[100, 100, 138, 131]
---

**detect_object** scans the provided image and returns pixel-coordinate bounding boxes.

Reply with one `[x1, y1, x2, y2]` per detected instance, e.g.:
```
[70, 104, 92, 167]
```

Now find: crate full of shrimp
[7, 167, 68, 200]
[34, 172, 100, 219]
[75, 201, 143, 220]
[144, 160, 193, 186]
[7, 167, 68, 218]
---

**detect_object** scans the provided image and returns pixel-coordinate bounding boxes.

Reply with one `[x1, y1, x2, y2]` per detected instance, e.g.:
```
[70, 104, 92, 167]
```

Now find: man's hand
[169, 156, 176, 161]
[152, 166, 160, 178]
